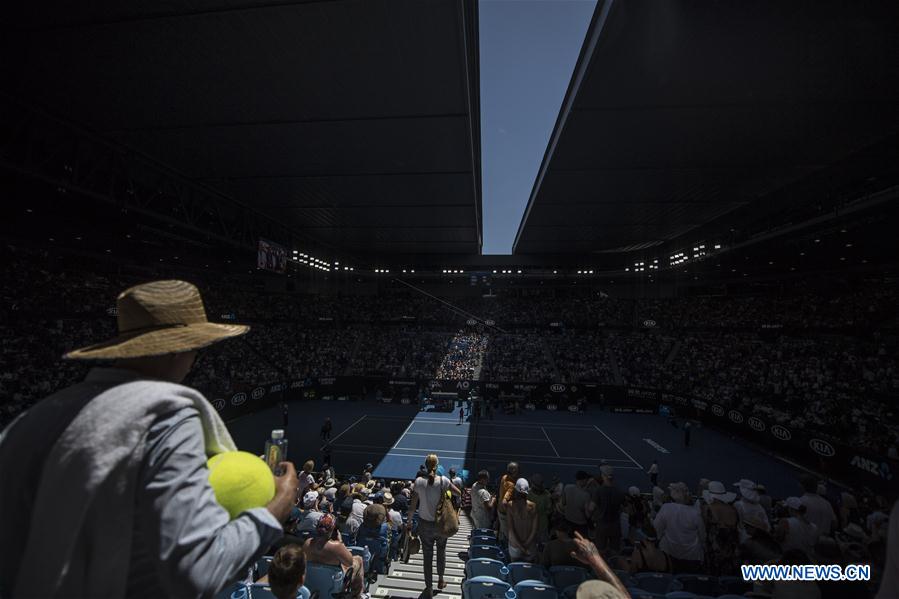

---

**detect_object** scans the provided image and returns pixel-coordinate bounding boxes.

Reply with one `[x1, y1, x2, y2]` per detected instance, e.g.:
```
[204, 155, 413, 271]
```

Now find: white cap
[271, 429, 284, 440]
[303, 491, 319, 507]
[785, 496, 803, 511]
[515, 478, 530, 494]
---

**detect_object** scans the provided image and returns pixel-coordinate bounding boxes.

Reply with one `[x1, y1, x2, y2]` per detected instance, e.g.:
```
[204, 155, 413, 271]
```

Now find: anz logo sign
[231, 392, 247, 406]
[851, 455, 893, 481]
[550, 384, 566, 393]
[251, 387, 266, 400]
[770, 425, 791, 441]
[809, 438, 836, 457]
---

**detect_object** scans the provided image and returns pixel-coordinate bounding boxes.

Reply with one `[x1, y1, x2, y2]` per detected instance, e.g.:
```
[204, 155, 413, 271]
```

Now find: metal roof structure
[514, 0, 899, 255]
[1, 0, 482, 258]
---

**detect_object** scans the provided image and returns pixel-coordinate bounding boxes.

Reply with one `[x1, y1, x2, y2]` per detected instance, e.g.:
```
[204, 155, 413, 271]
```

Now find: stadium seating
[469, 544, 507, 562]
[548, 566, 589, 590]
[465, 558, 510, 581]
[513, 580, 558, 599]
[633, 572, 683, 594]
[506, 562, 550, 585]
[463, 575, 513, 599]
[304, 564, 345, 598]
[674, 575, 720, 596]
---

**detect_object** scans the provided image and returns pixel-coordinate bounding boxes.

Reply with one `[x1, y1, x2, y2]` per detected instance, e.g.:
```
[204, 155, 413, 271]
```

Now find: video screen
[257, 238, 287, 274]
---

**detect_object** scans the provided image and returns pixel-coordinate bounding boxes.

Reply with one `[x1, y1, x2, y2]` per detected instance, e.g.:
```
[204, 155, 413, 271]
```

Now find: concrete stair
[371, 513, 473, 599]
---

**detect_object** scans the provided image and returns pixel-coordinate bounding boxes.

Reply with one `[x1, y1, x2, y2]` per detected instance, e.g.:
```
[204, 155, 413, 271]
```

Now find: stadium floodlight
[589, 270, 594, 274]
[410, 270, 415, 273]
[625, 268, 629, 271]
[334, 261, 339, 265]
[553, 270, 557, 274]
[577, 270, 582, 274]
[517, 270, 522, 274]
[492, 270, 497, 274]
[714, 244, 721, 249]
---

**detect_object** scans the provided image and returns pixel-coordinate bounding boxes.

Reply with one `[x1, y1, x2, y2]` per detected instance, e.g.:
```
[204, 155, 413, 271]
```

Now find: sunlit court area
[2, 1, 899, 598]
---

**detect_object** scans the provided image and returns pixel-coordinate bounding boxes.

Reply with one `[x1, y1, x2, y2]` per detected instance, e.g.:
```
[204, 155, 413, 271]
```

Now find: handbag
[435, 482, 460, 537]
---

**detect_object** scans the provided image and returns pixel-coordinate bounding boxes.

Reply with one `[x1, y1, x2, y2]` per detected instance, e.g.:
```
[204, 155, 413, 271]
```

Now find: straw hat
[702, 481, 736, 504]
[64, 280, 248, 360]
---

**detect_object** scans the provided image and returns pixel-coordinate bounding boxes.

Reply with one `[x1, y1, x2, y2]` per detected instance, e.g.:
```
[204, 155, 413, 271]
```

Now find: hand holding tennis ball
[207, 451, 297, 522]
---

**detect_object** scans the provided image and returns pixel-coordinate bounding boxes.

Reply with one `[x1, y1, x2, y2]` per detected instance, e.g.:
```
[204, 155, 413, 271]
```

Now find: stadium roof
[1, 0, 482, 257]
[514, 0, 899, 255]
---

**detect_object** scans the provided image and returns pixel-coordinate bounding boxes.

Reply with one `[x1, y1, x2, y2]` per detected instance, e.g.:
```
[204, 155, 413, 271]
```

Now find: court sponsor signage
[850, 455, 893, 481]
[546, 403, 558, 411]
[231, 392, 247, 406]
[642, 319, 657, 328]
[748, 416, 766, 432]
[251, 387, 265, 400]
[400, 398, 410, 405]
[524, 403, 536, 411]
[809, 438, 836, 457]
[691, 399, 708, 411]
[770, 425, 792, 441]
[466, 319, 477, 325]
[728, 410, 744, 424]
[269, 383, 284, 393]
[212, 398, 226, 411]
[319, 377, 336, 386]
[567, 404, 579, 412]
[290, 380, 306, 389]
[388, 379, 417, 386]
[711, 404, 725, 417]
[550, 384, 566, 393]
[485, 320, 495, 326]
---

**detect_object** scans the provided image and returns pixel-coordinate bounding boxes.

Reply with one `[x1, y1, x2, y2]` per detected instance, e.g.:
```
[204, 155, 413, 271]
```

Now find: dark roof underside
[515, 0, 899, 254]
[1, 0, 482, 257]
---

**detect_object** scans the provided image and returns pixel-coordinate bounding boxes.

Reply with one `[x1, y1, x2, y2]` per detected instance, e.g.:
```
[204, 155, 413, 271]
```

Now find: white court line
[364, 415, 599, 430]
[594, 425, 643, 470]
[321, 415, 366, 450]
[541, 427, 560, 457]
[332, 447, 643, 470]
[390, 418, 419, 450]
[330, 442, 633, 463]
[403, 431, 543, 441]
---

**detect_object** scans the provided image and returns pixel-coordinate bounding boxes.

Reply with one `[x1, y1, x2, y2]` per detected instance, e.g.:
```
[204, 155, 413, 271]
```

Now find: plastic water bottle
[264, 429, 288, 476]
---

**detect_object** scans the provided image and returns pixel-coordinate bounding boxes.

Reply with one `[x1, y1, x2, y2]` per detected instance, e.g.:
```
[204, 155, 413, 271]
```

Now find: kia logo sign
[711, 404, 725, 417]
[212, 398, 226, 411]
[251, 387, 265, 400]
[550, 384, 566, 393]
[809, 438, 836, 457]
[546, 404, 558, 411]
[485, 319, 495, 326]
[567, 405, 579, 412]
[466, 319, 477, 326]
[231, 392, 247, 406]
[728, 410, 744, 424]
[771, 425, 791, 441]
[643, 319, 657, 328]
[524, 403, 536, 410]
[748, 417, 766, 432]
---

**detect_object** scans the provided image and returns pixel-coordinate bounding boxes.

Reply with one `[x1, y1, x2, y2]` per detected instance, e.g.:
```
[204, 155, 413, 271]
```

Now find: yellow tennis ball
[207, 451, 276, 519]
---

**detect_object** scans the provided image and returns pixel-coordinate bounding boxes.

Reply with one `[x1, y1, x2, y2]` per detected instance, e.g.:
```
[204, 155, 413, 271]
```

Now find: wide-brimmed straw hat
[702, 480, 737, 504]
[64, 280, 248, 360]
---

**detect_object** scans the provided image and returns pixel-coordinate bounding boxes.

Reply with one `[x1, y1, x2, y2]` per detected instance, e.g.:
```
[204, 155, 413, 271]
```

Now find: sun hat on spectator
[302, 491, 319, 508]
[64, 280, 248, 359]
[365, 480, 376, 490]
[628, 486, 641, 497]
[382, 492, 395, 506]
[733, 479, 760, 502]
[324, 477, 336, 488]
[702, 481, 736, 504]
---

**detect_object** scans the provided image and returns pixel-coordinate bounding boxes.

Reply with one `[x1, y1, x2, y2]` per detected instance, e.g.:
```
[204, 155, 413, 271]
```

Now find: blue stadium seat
[612, 569, 634, 587]
[470, 535, 501, 548]
[216, 583, 246, 599]
[561, 584, 580, 599]
[634, 572, 682, 594]
[675, 575, 720, 596]
[465, 558, 509, 581]
[471, 528, 498, 538]
[463, 575, 513, 599]
[506, 562, 549, 585]
[304, 563, 345, 598]
[548, 566, 589, 590]
[627, 588, 666, 599]
[513, 580, 558, 599]
[469, 544, 507, 562]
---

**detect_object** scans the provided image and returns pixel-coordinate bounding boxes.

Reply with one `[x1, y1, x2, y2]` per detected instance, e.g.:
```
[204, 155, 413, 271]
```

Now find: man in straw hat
[0, 280, 299, 598]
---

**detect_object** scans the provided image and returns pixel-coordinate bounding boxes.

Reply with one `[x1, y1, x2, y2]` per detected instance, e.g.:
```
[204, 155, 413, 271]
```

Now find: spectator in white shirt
[777, 497, 819, 557]
[653, 482, 705, 573]
[733, 479, 770, 541]
[471, 470, 495, 530]
[799, 475, 837, 536]
[298, 460, 317, 497]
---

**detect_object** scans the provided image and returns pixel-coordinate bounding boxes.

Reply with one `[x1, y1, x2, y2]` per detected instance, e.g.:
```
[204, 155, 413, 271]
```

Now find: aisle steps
[371, 513, 473, 599]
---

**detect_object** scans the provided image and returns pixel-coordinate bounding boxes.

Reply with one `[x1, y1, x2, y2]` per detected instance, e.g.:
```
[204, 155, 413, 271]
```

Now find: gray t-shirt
[414, 476, 450, 521]
[471, 482, 493, 529]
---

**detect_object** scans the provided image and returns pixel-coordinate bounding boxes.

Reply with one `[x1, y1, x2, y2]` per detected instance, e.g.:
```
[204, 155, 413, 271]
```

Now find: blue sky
[479, 0, 597, 255]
